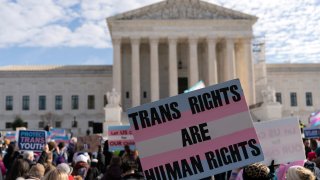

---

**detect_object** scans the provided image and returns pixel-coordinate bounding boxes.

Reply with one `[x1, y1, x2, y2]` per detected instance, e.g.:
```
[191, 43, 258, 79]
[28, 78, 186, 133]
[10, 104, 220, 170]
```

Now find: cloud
[0, 0, 319, 63]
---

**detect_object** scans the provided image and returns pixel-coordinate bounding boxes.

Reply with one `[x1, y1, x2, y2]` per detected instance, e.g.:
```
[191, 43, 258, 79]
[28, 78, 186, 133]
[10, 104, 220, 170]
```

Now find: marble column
[224, 38, 236, 81]
[207, 37, 218, 85]
[131, 37, 141, 107]
[243, 38, 255, 105]
[168, 37, 178, 96]
[112, 37, 122, 102]
[188, 37, 199, 87]
[150, 37, 159, 101]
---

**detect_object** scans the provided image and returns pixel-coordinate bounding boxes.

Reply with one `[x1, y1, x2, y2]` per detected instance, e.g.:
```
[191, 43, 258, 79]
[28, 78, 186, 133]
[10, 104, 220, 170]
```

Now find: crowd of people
[0, 138, 143, 180]
[1, 136, 320, 180]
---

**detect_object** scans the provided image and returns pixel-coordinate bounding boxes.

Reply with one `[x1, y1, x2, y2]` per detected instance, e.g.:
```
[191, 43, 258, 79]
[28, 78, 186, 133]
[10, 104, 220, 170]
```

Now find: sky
[0, 0, 319, 66]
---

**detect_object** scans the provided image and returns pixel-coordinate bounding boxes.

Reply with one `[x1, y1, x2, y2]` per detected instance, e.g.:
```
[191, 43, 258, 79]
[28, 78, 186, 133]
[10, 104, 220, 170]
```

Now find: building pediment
[108, 0, 257, 21]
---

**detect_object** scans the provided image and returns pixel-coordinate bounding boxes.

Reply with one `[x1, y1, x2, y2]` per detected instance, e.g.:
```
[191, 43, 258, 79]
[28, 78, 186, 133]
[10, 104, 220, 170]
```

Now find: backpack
[56, 153, 66, 164]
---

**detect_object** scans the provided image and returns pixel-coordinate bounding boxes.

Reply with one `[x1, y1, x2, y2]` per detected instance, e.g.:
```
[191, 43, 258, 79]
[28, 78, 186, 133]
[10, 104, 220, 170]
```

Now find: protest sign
[4, 131, 16, 142]
[51, 135, 70, 144]
[304, 127, 320, 138]
[50, 128, 66, 137]
[108, 125, 135, 151]
[18, 130, 47, 152]
[77, 135, 102, 153]
[254, 117, 305, 165]
[127, 79, 264, 179]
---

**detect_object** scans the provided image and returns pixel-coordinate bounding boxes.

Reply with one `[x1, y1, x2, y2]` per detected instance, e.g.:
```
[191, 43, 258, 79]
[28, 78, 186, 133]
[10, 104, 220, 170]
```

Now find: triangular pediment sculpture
[108, 0, 257, 21]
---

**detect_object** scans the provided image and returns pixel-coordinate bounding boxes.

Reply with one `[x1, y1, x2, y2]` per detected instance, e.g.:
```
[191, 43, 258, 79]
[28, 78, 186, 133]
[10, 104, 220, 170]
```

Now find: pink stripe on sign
[139, 127, 259, 169]
[133, 96, 248, 143]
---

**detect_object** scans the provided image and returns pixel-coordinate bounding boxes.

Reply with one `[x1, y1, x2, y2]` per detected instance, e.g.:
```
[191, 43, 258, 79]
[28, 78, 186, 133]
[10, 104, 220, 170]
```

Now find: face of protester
[43, 144, 49, 152]
[304, 140, 310, 147]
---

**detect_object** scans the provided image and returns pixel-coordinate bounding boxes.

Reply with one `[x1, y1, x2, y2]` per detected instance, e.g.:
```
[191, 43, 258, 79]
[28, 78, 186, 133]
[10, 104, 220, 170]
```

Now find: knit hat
[308, 152, 317, 161]
[243, 163, 271, 180]
[286, 165, 315, 180]
[75, 155, 88, 163]
[57, 163, 73, 175]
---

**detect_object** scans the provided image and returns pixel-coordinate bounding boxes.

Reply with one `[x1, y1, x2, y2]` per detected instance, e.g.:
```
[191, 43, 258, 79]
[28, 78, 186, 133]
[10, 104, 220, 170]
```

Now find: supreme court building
[107, 0, 257, 110]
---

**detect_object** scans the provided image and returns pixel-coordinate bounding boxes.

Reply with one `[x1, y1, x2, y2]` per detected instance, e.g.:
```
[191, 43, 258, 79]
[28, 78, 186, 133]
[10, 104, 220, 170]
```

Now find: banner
[127, 79, 264, 179]
[254, 117, 305, 165]
[18, 130, 47, 152]
[51, 135, 70, 144]
[304, 127, 320, 138]
[50, 128, 66, 137]
[4, 131, 16, 142]
[77, 135, 102, 153]
[108, 125, 135, 151]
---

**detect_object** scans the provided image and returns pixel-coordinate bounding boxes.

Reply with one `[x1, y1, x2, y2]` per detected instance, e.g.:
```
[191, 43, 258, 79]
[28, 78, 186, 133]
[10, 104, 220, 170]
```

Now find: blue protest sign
[18, 130, 47, 152]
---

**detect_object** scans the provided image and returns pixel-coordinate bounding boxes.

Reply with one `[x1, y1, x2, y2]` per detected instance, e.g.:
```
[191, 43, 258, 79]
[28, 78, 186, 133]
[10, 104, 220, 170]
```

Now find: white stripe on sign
[137, 111, 253, 158]
[108, 135, 134, 141]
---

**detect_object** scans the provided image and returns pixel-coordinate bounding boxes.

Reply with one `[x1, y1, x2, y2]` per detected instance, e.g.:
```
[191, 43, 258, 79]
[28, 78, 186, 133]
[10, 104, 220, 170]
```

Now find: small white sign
[254, 117, 305, 165]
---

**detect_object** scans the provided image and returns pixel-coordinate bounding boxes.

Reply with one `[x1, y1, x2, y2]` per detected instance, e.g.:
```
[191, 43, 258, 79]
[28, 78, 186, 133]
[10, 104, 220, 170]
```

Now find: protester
[3, 144, 20, 173]
[23, 151, 35, 167]
[311, 139, 318, 151]
[102, 156, 122, 180]
[121, 145, 139, 173]
[305, 138, 312, 158]
[0, 153, 6, 178]
[103, 140, 113, 171]
[72, 154, 89, 179]
[56, 142, 68, 165]
[67, 137, 77, 164]
[5, 158, 30, 180]
[85, 159, 100, 180]
[43, 152, 56, 174]
[96, 145, 105, 173]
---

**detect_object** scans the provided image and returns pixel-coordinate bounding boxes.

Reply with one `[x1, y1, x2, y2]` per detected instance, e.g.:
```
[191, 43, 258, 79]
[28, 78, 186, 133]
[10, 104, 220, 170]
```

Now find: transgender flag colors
[127, 79, 264, 180]
[310, 111, 320, 127]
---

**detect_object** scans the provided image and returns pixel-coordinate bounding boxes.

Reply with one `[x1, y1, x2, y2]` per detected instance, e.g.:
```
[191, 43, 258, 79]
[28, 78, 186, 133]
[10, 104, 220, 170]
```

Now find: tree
[12, 116, 26, 130]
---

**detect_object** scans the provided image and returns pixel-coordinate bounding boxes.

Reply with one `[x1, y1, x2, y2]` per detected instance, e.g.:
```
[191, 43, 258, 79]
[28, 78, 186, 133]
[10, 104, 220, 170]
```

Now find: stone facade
[0, 65, 112, 135]
[108, 0, 257, 110]
[266, 64, 320, 123]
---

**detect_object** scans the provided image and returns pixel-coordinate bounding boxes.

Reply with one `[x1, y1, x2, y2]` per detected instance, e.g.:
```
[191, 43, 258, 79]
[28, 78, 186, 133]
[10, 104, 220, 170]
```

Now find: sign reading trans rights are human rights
[127, 79, 264, 180]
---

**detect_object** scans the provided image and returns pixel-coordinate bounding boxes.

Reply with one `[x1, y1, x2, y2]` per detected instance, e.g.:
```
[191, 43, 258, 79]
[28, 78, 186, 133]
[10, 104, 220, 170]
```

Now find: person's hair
[243, 163, 271, 180]
[110, 156, 121, 166]
[48, 141, 56, 151]
[6, 144, 15, 156]
[58, 142, 65, 150]
[43, 168, 69, 180]
[23, 151, 34, 160]
[6, 159, 30, 180]
[28, 163, 45, 179]
[315, 157, 320, 169]
[310, 139, 318, 151]
[287, 166, 315, 180]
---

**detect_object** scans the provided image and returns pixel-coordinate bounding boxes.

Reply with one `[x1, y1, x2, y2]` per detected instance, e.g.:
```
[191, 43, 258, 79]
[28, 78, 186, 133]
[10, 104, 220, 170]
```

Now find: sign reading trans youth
[18, 130, 47, 152]
[127, 79, 264, 180]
